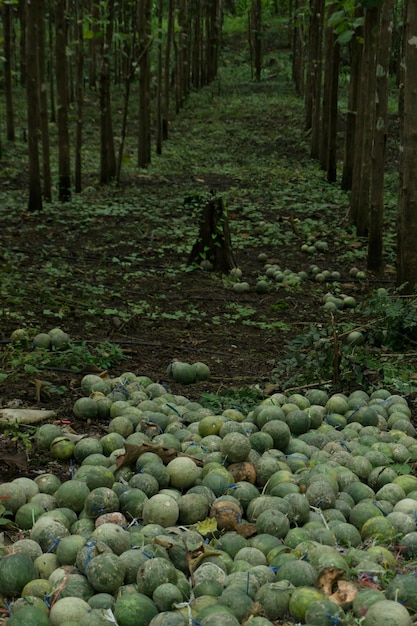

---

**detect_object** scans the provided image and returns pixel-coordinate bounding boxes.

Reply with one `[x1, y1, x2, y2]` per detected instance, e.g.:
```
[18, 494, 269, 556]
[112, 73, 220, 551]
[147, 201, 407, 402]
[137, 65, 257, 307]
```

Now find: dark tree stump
[188, 195, 236, 272]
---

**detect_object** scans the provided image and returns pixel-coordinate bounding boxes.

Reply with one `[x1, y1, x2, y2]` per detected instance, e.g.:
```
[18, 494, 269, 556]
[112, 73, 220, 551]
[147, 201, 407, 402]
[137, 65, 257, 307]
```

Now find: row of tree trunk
[2, 0, 222, 212]
[291, 0, 417, 291]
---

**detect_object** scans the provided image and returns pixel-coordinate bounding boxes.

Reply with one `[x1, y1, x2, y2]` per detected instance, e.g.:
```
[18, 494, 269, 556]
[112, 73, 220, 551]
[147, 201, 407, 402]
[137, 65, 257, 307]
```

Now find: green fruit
[73, 397, 99, 420]
[7, 606, 50, 626]
[288, 587, 326, 623]
[168, 361, 196, 384]
[86, 553, 126, 593]
[363, 599, 411, 626]
[32, 333, 52, 349]
[11, 328, 30, 345]
[0, 553, 38, 596]
[50, 437, 75, 460]
[193, 361, 211, 381]
[114, 591, 158, 626]
[142, 494, 179, 527]
[50, 331, 70, 349]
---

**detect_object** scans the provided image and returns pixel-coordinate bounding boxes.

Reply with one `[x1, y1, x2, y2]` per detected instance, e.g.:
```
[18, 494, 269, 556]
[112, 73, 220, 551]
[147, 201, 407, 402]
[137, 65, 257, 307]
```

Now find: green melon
[114, 592, 159, 626]
[83, 487, 119, 518]
[136, 557, 178, 597]
[152, 582, 183, 611]
[0, 553, 39, 596]
[73, 396, 99, 420]
[86, 553, 126, 593]
[50, 437, 75, 460]
[288, 587, 326, 623]
[305, 599, 346, 625]
[254, 582, 291, 620]
[54, 480, 90, 513]
[49, 597, 90, 626]
[168, 361, 197, 384]
[7, 606, 51, 626]
[193, 362, 211, 381]
[362, 599, 412, 626]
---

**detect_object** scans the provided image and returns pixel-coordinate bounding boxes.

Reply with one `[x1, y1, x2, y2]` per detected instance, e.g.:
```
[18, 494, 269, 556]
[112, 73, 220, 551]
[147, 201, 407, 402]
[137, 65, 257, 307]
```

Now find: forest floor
[0, 27, 411, 482]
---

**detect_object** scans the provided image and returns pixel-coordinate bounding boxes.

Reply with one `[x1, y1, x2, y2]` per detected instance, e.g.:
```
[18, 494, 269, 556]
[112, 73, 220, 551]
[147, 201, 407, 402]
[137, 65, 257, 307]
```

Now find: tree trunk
[188, 195, 236, 272]
[48, 2, 56, 123]
[38, 3, 51, 201]
[305, 0, 323, 132]
[397, 0, 417, 291]
[192, 0, 202, 88]
[206, 0, 221, 83]
[349, 6, 380, 235]
[367, 0, 395, 273]
[309, 0, 325, 159]
[156, 0, 164, 155]
[56, 0, 71, 201]
[19, 0, 26, 86]
[249, 0, 262, 81]
[137, 0, 152, 168]
[292, 0, 305, 97]
[74, 0, 84, 193]
[99, 0, 116, 183]
[341, 22, 363, 191]
[3, 2, 15, 141]
[163, 0, 174, 139]
[320, 2, 339, 182]
[26, 0, 42, 212]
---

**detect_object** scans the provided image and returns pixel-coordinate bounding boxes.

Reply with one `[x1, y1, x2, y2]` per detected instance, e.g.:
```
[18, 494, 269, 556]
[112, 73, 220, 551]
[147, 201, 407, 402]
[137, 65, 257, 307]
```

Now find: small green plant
[2, 423, 35, 452]
[200, 386, 263, 414]
[2, 340, 126, 381]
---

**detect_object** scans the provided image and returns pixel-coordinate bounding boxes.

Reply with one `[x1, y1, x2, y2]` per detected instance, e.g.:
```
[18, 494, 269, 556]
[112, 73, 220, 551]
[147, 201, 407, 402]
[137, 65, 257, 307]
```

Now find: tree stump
[188, 194, 236, 272]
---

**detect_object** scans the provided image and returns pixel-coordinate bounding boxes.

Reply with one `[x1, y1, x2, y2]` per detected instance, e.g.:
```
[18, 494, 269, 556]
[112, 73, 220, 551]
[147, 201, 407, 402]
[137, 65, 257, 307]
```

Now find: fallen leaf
[0, 451, 28, 472]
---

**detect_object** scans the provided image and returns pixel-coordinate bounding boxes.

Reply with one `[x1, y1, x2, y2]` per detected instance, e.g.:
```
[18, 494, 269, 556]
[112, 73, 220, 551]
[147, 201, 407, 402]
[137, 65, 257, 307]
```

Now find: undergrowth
[271, 288, 417, 396]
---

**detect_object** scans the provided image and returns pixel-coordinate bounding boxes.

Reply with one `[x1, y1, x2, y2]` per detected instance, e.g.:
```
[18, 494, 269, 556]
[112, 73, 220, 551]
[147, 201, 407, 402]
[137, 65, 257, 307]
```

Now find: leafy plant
[2, 423, 35, 452]
[200, 386, 264, 414]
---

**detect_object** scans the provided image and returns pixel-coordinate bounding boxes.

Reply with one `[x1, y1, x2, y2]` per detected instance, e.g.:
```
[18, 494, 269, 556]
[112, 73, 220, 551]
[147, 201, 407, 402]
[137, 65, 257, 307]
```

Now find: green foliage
[2, 423, 35, 452]
[3, 340, 125, 382]
[272, 288, 417, 394]
[200, 386, 264, 414]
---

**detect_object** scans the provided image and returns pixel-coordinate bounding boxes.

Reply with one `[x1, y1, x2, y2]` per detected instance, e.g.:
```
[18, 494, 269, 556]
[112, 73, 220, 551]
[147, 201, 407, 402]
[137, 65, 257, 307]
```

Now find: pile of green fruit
[0, 373, 416, 625]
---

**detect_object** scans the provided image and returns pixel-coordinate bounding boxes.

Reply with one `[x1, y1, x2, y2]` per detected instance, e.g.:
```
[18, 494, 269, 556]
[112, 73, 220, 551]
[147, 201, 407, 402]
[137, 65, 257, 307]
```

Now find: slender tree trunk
[56, 0, 71, 201]
[19, 0, 26, 86]
[397, 0, 417, 291]
[99, 0, 116, 183]
[116, 31, 136, 185]
[305, 0, 324, 132]
[89, 2, 100, 89]
[367, 0, 395, 273]
[249, 0, 262, 81]
[341, 23, 363, 191]
[206, 0, 221, 83]
[320, 2, 339, 182]
[38, 3, 51, 201]
[349, 6, 380, 236]
[75, 0, 84, 192]
[163, 0, 174, 139]
[192, 0, 202, 88]
[3, 2, 15, 141]
[26, 0, 42, 212]
[137, 0, 152, 168]
[292, 0, 305, 97]
[156, 0, 163, 155]
[309, 0, 325, 159]
[48, 2, 56, 123]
